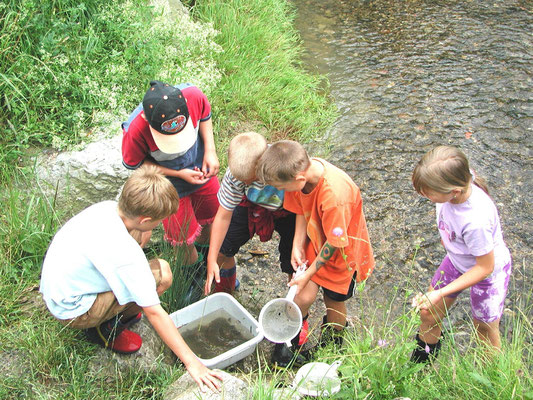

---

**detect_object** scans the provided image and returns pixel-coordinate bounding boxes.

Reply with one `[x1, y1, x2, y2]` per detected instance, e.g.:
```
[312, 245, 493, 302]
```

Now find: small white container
[169, 292, 263, 369]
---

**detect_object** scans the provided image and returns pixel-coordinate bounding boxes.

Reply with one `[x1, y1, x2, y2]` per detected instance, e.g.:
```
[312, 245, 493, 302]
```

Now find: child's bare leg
[196, 223, 212, 245]
[294, 280, 320, 318]
[323, 297, 347, 330]
[175, 243, 199, 265]
[473, 318, 501, 350]
[217, 253, 236, 270]
[419, 286, 457, 344]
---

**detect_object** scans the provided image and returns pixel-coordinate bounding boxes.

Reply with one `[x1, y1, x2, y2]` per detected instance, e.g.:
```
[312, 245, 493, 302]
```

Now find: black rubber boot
[271, 335, 306, 369]
[183, 253, 206, 304]
[318, 315, 347, 348]
[410, 333, 442, 363]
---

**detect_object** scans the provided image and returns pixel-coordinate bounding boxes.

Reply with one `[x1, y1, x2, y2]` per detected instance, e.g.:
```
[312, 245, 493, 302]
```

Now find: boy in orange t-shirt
[257, 140, 375, 368]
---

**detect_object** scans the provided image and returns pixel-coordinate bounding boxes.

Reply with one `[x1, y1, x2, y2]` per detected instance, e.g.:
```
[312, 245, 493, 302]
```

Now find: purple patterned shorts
[431, 255, 512, 323]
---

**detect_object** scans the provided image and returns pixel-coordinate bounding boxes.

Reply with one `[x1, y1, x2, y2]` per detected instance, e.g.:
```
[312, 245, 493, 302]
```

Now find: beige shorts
[59, 259, 162, 329]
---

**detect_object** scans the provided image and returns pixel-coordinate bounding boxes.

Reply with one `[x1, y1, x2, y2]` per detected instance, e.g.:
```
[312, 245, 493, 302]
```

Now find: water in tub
[178, 309, 255, 359]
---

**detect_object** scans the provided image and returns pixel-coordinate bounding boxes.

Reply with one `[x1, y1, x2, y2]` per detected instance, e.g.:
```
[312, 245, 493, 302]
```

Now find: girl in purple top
[410, 146, 512, 363]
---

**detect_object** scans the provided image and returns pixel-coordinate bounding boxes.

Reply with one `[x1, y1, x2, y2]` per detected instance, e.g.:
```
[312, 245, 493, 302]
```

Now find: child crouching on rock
[39, 165, 222, 392]
[256, 140, 375, 368]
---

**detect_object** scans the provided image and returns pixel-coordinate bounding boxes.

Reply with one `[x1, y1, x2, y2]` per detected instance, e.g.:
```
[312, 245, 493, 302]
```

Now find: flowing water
[292, 0, 532, 325]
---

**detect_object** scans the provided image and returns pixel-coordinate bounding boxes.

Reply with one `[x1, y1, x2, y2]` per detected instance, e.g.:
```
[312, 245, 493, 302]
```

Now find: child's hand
[291, 247, 307, 270]
[181, 168, 210, 185]
[411, 289, 443, 311]
[186, 361, 223, 393]
[139, 230, 152, 248]
[288, 270, 310, 295]
[204, 261, 220, 295]
[202, 150, 220, 178]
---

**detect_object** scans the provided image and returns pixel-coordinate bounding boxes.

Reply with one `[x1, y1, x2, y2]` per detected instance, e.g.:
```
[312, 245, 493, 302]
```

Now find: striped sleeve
[217, 170, 246, 211]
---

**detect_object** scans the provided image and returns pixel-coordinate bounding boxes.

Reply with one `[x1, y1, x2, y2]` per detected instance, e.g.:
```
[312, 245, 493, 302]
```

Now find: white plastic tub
[169, 292, 263, 369]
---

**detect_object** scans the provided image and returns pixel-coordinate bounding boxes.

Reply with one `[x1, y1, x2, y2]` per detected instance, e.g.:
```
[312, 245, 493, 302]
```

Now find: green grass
[187, 0, 336, 143]
[244, 289, 533, 399]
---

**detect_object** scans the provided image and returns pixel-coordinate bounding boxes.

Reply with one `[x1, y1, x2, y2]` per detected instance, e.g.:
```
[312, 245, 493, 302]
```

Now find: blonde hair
[256, 140, 310, 184]
[228, 132, 267, 181]
[119, 165, 180, 220]
[412, 145, 488, 195]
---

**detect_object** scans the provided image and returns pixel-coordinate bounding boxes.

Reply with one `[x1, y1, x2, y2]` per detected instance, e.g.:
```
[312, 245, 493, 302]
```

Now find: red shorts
[162, 176, 220, 245]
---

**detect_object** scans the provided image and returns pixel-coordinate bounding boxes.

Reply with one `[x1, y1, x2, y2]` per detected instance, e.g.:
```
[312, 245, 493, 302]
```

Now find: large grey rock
[36, 131, 130, 217]
[164, 370, 249, 400]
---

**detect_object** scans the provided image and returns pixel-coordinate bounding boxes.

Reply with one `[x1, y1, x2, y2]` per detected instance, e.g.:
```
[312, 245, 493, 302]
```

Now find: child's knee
[420, 308, 441, 325]
[154, 259, 173, 293]
[296, 290, 317, 310]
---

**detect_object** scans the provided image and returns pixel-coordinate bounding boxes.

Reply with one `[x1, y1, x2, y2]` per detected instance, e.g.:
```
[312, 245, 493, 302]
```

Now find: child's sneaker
[410, 333, 443, 363]
[85, 317, 142, 354]
[121, 312, 142, 328]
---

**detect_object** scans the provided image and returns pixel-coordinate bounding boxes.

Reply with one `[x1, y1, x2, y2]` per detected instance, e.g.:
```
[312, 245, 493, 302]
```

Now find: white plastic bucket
[169, 292, 263, 369]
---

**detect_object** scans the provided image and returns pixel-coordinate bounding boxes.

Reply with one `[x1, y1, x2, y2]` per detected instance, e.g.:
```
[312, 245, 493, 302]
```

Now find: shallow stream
[292, 0, 532, 326]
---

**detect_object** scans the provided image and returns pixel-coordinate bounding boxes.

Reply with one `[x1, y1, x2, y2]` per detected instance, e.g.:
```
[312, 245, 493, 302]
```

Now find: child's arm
[291, 214, 309, 269]
[198, 119, 219, 178]
[413, 251, 495, 310]
[204, 207, 233, 294]
[289, 240, 338, 294]
[143, 304, 223, 392]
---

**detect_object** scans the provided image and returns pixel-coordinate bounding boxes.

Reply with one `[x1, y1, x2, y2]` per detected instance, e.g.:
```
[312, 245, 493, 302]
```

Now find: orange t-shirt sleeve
[283, 192, 303, 215]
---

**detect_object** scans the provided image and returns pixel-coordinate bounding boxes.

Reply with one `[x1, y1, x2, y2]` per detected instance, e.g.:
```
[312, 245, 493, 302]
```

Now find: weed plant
[244, 286, 532, 399]
[149, 237, 206, 313]
[243, 243, 532, 399]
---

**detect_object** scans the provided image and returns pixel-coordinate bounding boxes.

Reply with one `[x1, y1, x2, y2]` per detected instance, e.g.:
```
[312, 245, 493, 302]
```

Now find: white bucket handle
[286, 264, 307, 302]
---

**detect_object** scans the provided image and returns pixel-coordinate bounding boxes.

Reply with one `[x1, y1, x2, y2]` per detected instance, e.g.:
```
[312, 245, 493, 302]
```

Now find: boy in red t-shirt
[257, 140, 375, 368]
[122, 81, 220, 299]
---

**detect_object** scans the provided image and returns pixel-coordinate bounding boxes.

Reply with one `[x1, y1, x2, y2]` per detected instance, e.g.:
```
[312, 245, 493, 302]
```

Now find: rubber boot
[184, 253, 205, 304]
[194, 242, 210, 262]
[318, 315, 347, 348]
[271, 334, 306, 369]
[410, 333, 442, 363]
[298, 315, 309, 346]
[215, 265, 237, 293]
[85, 315, 142, 354]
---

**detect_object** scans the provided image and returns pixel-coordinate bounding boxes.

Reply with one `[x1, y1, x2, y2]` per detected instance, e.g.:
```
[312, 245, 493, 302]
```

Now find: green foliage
[153, 239, 205, 312]
[189, 0, 338, 142]
[0, 0, 222, 170]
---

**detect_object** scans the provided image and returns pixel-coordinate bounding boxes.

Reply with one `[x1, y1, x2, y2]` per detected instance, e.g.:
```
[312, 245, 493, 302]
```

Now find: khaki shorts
[59, 259, 162, 329]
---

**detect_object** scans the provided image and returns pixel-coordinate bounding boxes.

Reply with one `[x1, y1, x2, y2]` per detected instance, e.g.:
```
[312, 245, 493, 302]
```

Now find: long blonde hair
[412, 146, 488, 195]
